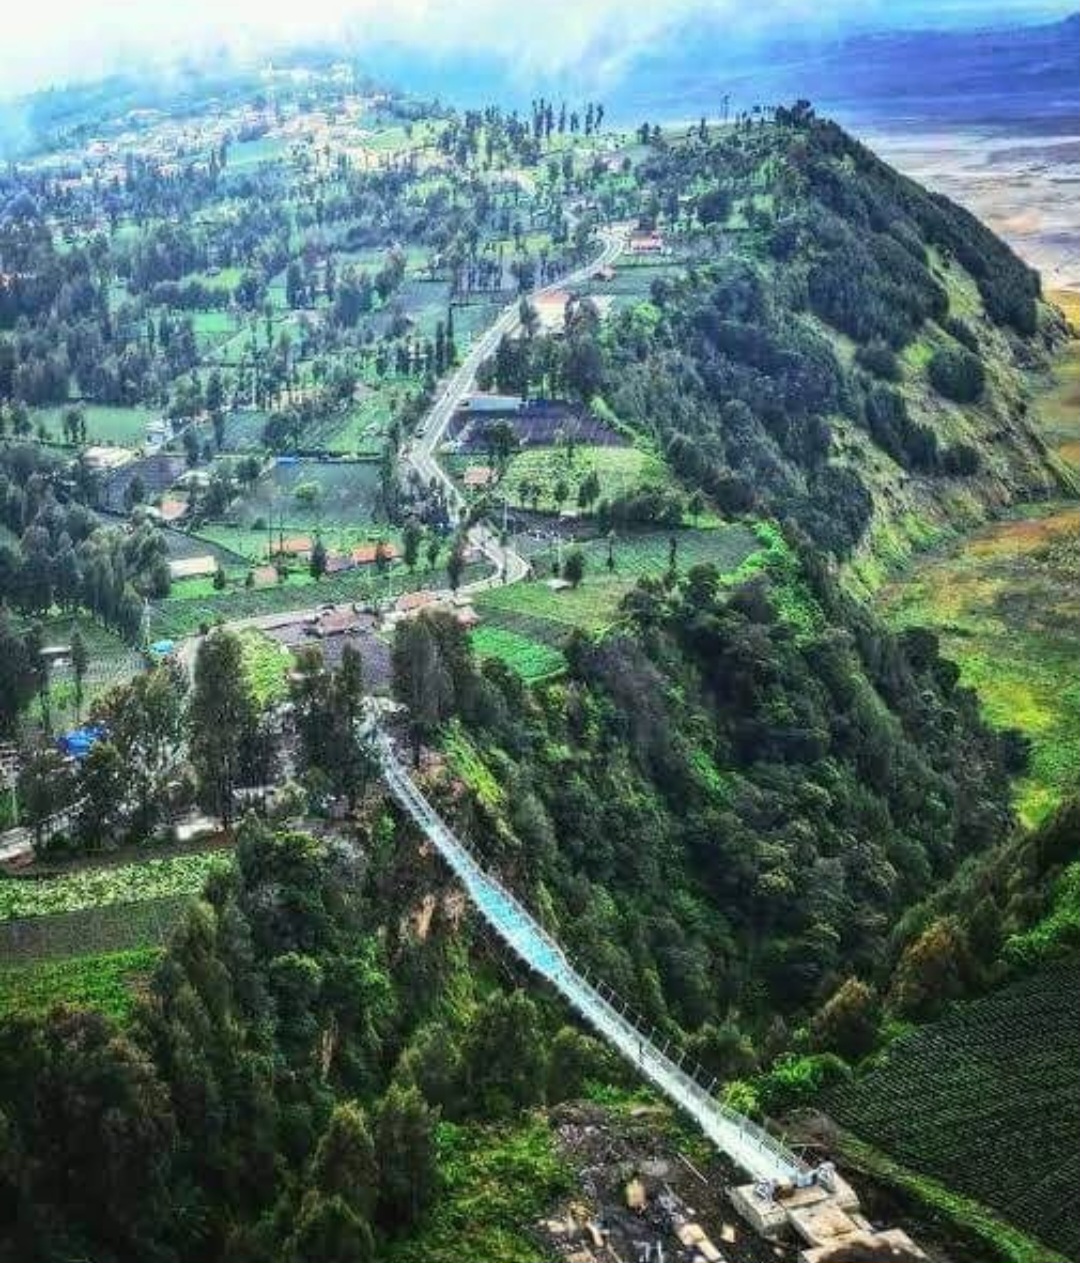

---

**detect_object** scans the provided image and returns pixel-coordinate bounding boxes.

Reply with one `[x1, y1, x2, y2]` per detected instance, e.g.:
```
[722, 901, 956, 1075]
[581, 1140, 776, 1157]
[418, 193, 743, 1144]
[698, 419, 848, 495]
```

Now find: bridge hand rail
[377, 731, 807, 1184]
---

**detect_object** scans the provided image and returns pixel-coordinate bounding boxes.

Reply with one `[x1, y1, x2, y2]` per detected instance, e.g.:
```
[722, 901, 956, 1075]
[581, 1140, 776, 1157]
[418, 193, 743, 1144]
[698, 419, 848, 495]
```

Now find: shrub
[810, 977, 881, 1061]
[888, 917, 974, 1020]
[928, 346, 985, 404]
[757, 1052, 852, 1114]
[943, 315, 979, 353]
[855, 340, 901, 381]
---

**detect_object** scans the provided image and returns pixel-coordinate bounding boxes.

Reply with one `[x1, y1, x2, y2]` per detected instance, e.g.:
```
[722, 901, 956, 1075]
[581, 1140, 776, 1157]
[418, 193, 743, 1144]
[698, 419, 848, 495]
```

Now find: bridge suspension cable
[376, 729, 809, 1186]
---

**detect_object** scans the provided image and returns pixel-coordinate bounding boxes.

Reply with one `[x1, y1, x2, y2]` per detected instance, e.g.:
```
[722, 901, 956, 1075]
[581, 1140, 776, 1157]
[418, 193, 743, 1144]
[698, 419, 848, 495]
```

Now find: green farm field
[499, 444, 664, 511]
[194, 521, 402, 565]
[825, 956, 1080, 1262]
[0, 897, 189, 965]
[237, 628, 291, 704]
[315, 384, 413, 455]
[0, 851, 230, 923]
[470, 524, 762, 681]
[478, 525, 761, 638]
[470, 626, 565, 682]
[21, 615, 143, 736]
[32, 403, 157, 448]
[190, 308, 240, 351]
[0, 948, 161, 1022]
[226, 459, 383, 529]
[151, 558, 488, 639]
[225, 136, 287, 169]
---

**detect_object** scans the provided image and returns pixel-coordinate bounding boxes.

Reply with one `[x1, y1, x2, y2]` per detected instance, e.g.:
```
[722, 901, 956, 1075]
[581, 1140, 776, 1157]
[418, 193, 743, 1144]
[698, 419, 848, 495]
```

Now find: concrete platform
[799, 1226, 926, 1262]
[731, 1172, 923, 1261]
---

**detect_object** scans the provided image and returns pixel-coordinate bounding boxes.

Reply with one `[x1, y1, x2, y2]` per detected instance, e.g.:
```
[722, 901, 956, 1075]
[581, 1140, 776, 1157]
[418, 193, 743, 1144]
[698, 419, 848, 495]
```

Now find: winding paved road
[176, 224, 627, 674]
[407, 225, 628, 592]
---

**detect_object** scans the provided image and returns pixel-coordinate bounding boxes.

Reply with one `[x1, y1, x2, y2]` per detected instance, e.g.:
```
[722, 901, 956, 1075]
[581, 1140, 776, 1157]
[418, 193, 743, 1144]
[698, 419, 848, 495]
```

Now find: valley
[0, 45, 1076, 1263]
[868, 128, 1080, 297]
[878, 302, 1079, 826]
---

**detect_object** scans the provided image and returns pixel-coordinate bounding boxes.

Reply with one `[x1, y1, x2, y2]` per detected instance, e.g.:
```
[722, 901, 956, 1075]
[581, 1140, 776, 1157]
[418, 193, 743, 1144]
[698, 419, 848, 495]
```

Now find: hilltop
[579, 104, 1073, 590]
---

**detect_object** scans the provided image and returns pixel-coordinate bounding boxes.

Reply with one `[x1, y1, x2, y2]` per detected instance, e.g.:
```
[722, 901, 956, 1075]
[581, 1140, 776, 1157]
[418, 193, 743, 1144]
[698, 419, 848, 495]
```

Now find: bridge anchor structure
[372, 726, 927, 1259]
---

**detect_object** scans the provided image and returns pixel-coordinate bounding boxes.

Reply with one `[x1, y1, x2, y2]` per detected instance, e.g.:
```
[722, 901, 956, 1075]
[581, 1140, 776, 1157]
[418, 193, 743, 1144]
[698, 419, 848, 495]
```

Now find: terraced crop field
[0, 897, 190, 964]
[470, 626, 565, 681]
[824, 956, 1080, 1261]
[0, 851, 230, 922]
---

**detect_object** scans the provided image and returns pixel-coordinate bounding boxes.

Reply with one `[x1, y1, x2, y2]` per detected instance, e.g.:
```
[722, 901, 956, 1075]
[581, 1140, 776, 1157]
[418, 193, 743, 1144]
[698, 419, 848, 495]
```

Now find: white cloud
[0, 0, 1067, 98]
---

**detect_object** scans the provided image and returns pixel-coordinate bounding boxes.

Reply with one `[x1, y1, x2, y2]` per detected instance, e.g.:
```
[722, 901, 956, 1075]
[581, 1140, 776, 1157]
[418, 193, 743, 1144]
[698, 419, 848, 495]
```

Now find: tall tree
[190, 630, 258, 829]
[70, 627, 88, 723]
[446, 539, 465, 594]
[402, 519, 423, 573]
[100, 664, 187, 833]
[563, 547, 585, 589]
[310, 536, 327, 580]
[373, 1083, 438, 1233]
[391, 617, 452, 766]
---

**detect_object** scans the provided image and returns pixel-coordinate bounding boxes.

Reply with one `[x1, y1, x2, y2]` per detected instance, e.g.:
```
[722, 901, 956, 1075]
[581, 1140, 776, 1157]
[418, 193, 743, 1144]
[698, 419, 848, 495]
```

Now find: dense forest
[0, 815, 610, 1263]
[398, 535, 1018, 1040]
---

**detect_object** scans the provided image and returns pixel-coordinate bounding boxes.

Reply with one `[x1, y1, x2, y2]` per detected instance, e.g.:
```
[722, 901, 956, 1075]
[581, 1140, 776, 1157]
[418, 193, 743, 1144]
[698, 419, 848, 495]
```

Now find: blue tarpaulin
[58, 725, 106, 760]
[149, 639, 175, 656]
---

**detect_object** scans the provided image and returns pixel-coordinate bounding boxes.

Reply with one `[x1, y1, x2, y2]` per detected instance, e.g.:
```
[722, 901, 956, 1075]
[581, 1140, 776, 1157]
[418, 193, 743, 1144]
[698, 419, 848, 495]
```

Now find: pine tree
[70, 628, 89, 723]
[190, 630, 258, 829]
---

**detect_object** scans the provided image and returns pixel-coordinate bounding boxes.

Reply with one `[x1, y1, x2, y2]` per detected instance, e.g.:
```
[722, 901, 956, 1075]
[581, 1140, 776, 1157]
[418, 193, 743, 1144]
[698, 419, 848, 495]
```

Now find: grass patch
[878, 502, 1080, 826]
[386, 1116, 572, 1263]
[874, 315, 1080, 823]
[0, 948, 160, 1023]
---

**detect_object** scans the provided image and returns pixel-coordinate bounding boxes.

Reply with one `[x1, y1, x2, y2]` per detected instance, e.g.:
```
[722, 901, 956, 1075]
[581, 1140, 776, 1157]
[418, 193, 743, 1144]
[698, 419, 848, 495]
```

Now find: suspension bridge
[376, 727, 809, 1187]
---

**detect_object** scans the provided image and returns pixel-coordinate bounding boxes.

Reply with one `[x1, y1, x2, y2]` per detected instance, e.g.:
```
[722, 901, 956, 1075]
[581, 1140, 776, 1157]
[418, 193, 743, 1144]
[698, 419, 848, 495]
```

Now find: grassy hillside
[589, 106, 1071, 593]
[876, 320, 1079, 825]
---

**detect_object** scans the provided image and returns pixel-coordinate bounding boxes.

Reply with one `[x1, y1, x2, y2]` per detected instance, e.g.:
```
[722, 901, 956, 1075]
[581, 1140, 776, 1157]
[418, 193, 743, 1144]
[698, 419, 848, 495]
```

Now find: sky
[1, 0, 1074, 99]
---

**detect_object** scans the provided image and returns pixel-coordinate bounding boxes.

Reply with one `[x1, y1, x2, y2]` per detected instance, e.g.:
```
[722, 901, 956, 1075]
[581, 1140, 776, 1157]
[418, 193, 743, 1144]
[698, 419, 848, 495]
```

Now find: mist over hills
[1, 10, 1076, 159]
[337, 11, 1079, 129]
[613, 11, 1080, 129]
